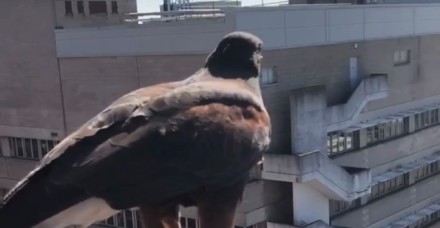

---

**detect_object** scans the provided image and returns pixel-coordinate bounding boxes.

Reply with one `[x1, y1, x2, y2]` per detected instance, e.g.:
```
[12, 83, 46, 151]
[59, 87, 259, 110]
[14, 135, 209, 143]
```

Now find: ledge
[262, 151, 371, 201]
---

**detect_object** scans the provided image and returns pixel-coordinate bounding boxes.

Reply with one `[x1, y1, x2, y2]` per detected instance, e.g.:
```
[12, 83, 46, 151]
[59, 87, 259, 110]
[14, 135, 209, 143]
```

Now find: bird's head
[204, 31, 263, 81]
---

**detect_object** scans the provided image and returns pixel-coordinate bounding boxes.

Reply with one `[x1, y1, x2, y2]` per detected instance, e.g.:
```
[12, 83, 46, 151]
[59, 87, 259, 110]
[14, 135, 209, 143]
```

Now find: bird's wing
[3, 79, 268, 209]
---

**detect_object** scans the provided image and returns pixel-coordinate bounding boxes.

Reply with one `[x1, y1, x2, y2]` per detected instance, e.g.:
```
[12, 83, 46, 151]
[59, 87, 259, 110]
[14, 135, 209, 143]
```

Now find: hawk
[0, 31, 271, 228]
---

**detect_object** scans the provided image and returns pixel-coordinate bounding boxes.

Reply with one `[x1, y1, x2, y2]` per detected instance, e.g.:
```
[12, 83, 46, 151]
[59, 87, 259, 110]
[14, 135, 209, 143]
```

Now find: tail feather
[0, 167, 89, 228]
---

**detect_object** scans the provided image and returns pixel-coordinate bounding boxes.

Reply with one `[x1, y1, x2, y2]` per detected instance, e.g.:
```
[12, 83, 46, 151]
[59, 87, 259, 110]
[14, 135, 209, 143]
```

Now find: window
[260, 67, 277, 85]
[329, 199, 361, 217]
[179, 217, 199, 228]
[100, 209, 142, 228]
[7, 137, 60, 160]
[77, 1, 84, 15]
[393, 49, 411, 66]
[111, 1, 118, 14]
[187, 218, 197, 228]
[89, 1, 107, 15]
[65, 1, 73, 16]
[363, 117, 408, 147]
[414, 108, 440, 131]
[327, 130, 359, 156]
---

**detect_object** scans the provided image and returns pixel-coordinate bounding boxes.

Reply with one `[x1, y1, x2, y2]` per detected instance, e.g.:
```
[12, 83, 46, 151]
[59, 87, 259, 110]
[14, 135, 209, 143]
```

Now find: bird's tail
[0, 167, 88, 228]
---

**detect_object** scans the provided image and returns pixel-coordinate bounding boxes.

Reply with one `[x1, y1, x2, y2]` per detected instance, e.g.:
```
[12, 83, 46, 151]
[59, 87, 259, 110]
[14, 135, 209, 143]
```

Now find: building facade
[2, 1, 440, 228]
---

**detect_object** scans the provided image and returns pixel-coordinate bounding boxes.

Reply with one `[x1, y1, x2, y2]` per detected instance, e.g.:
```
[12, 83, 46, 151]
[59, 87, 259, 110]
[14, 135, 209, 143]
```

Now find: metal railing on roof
[124, 9, 226, 23]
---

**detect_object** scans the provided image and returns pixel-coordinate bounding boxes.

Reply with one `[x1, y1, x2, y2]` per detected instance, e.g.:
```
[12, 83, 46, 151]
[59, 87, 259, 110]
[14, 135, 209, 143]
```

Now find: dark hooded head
[205, 31, 263, 80]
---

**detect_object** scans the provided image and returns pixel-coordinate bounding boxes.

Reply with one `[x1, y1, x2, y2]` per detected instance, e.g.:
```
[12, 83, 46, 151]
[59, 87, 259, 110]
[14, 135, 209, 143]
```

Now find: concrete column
[292, 183, 329, 225]
[290, 86, 327, 154]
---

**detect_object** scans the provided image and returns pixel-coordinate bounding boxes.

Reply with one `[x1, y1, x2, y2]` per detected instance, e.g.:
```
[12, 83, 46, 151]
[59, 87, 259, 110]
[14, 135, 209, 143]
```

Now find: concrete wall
[331, 174, 440, 228]
[58, 54, 206, 133]
[59, 57, 139, 132]
[0, 157, 37, 190]
[0, 0, 64, 134]
[54, 34, 440, 155]
[360, 35, 440, 114]
[293, 183, 329, 225]
[55, 17, 234, 57]
[54, 4, 440, 57]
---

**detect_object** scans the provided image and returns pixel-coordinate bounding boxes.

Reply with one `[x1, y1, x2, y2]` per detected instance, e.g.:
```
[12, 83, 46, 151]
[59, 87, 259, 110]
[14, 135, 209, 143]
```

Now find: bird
[0, 31, 271, 228]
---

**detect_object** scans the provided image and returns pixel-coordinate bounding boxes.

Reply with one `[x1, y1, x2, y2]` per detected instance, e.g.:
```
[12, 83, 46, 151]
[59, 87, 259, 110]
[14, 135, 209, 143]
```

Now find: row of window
[7, 137, 60, 160]
[65, 0, 118, 17]
[98, 211, 263, 228]
[330, 159, 440, 217]
[327, 131, 357, 155]
[386, 206, 440, 228]
[99, 209, 142, 228]
[328, 106, 440, 156]
[366, 117, 408, 145]
[369, 174, 407, 201]
[415, 108, 440, 131]
[327, 116, 409, 156]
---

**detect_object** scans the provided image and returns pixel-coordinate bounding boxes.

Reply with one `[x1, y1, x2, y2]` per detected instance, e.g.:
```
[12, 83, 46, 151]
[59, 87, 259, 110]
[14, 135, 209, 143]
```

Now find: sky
[136, 0, 285, 13]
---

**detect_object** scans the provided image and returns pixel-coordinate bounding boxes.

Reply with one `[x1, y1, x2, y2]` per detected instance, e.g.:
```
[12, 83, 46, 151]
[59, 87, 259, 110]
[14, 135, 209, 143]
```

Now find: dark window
[136, 210, 142, 228]
[111, 1, 118, 14]
[24, 138, 32, 158]
[89, 1, 107, 15]
[65, 1, 73, 16]
[16, 138, 23, 157]
[40, 140, 48, 157]
[77, 1, 84, 15]
[115, 212, 125, 226]
[187, 218, 196, 228]
[31, 139, 39, 159]
[124, 210, 134, 228]
[180, 217, 186, 227]
[47, 140, 55, 151]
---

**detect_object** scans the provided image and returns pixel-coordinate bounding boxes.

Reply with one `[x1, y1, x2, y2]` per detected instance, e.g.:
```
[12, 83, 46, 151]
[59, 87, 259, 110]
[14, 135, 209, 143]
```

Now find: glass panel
[31, 139, 39, 159]
[116, 211, 125, 226]
[47, 140, 55, 152]
[136, 210, 142, 228]
[346, 132, 353, 150]
[8, 138, 16, 157]
[181, 217, 186, 228]
[24, 138, 32, 158]
[40, 141, 48, 156]
[125, 210, 134, 228]
[187, 218, 196, 228]
[338, 133, 345, 152]
[331, 134, 338, 153]
[16, 138, 24, 157]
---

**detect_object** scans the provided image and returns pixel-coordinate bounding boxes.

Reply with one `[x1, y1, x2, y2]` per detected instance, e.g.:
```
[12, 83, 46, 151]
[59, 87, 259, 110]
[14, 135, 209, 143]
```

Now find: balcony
[262, 150, 371, 201]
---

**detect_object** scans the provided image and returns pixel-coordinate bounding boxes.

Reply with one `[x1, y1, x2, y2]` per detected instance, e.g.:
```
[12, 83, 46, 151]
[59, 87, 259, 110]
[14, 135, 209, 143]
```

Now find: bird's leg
[139, 204, 180, 228]
[197, 179, 246, 228]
